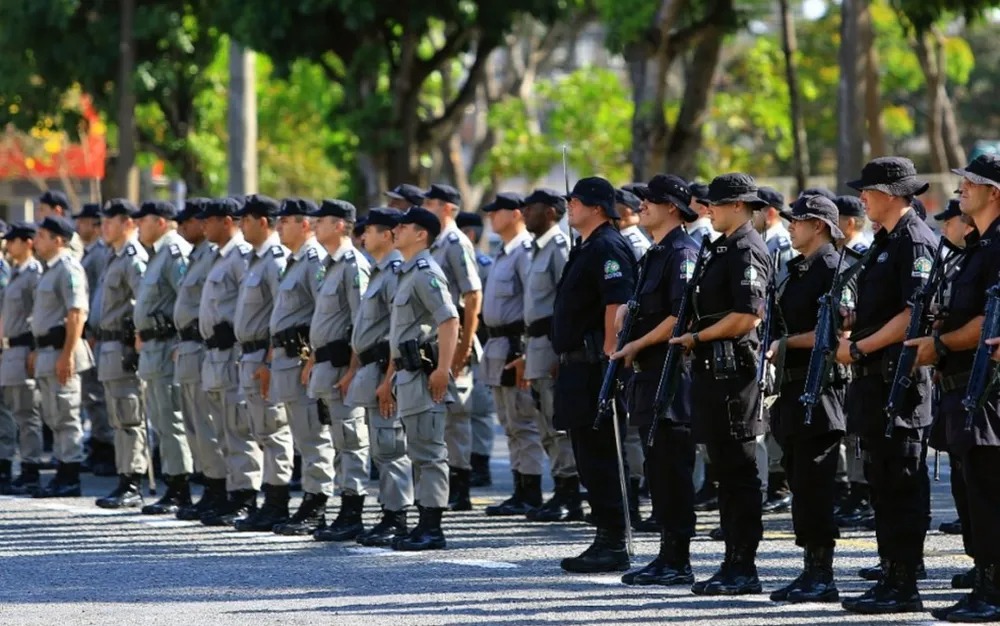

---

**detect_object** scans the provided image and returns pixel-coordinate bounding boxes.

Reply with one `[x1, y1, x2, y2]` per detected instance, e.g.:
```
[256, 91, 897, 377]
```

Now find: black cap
[4, 220, 37, 241]
[847, 156, 929, 196]
[934, 198, 963, 221]
[567, 176, 618, 218]
[132, 200, 178, 220]
[779, 195, 845, 240]
[456, 212, 484, 229]
[352, 217, 367, 236]
[423, 183, 461, 206]
[397, 206, 442, 241]
[645, 174, 697, 222]
[38, 190, 71, 212]
[952, 154, 1000, 189]
[615, 189, 641, 213]
[366, 207, 404, 229]
[697, 173, 768, 209]
[177, 198, 209, 223]
[75, 203, 102, 220]
[385, 184, 426, 206]
[38, 216, 76, 240]
[688, 182, 710, 201]
[237, 194, 281, 218]
[277, 197, 318, 217]
[483, 192, 524, 213]
[757, 186, 785, 211]
[834, 195, 865, 218]
[198, 197, 240, 219]
[102, 198, 136, 218]
[912, 197, 927, 220]
[797, 187, 837, 201]
[524, 188, 567, 215]
[621, 182, 649, 201]
[313, 199, 357, 221]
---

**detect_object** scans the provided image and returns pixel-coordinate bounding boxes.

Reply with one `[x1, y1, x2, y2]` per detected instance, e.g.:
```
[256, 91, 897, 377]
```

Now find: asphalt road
[0, 442, 970, 626]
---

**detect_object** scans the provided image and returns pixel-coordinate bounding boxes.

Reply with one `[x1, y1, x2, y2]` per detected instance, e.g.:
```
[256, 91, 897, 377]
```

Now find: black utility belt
[271, 325, 310, 359]
[851, 352, 900, 383]
[939, 371, 971, 394]
[2, 333, 35, 350]
[358, 342, 390, 368]
[393, 340, 439, 373]
[206, 322, 236, 350]
[314, 339, 351, 367]
[632, 347, 669, 374]
[558, 349, 600, 366]
[35, 327, 67, 349]
[239, 339, 269, 354]
[98, 329, 132, 343]
[138, 326, 177, 342]
[526, 317, 552, 338]
[486, 321, 525, 340]
[691, 340, 756, 379]
[178, 320, 201, 343]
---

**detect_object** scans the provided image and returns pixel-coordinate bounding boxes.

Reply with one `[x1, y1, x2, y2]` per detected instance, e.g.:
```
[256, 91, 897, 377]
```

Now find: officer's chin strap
[610, 398, 635, 556]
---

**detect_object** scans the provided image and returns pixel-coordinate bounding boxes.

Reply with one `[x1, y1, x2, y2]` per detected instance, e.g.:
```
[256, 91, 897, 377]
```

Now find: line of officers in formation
[1, 153, 1000, 621]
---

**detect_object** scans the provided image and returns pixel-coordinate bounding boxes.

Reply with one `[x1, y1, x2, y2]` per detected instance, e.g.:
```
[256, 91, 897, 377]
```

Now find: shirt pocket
[243, 271, 264, 304]
[392, 291, 416, 327]
[528, 265, 553, 295]
[492, 276, 516, 297]
[277, 281, 304, 310]
[317, 280, 343, 314]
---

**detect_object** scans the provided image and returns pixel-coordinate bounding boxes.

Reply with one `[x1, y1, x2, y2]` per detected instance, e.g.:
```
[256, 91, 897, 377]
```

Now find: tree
[779, 0, 811, 193]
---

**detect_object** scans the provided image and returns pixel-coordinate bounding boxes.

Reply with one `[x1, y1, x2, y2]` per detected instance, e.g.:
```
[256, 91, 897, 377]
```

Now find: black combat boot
[392, 506, 446, 551]
[836, 482, 873, 527]
[697, 543, 762, 596]
[843, 560, 923, 614]
[623, 531, 694, 586]
[0, 459, 12, 494]
[141, 474, 192, 515]
[7, 462, 41, 496]
[859, 557, 926, 581]
[314, 494, 366, 541]
[953, 566, 978, 590]
[934, 562, 1000, 622]
[200, 489, 257, 527]
[272, 492, 327, 535]
[234, 484, 291, 532]
[693, 463, 719, 512]
[693, 543, 732, 595]
[470, 453, 492, 487]
[289, 454, 302, 492]
[762, 471, 792, 514]
[88, 441, 117, 477]
[177, 477, 228, 520]
[560, 527, 630, 574]
[528, 475, 584, 522]
[447, 467, 472, 511]
[357, 508, 408, 547]
[34, 462, 82, 498]
[95, 474, 143, 508]
[785, 544, 839, 603]
[487, 472, 543, 516]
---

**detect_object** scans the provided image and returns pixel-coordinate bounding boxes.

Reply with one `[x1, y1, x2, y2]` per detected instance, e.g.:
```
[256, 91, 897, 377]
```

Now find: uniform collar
[255, 232, 281, 258]
[14, 256, 36, 271]
[765, 222, 789, 241]
[715, 220, 754, 249]
[84, 238, 104, 254]
[882, 208, 920, 240]
[400, 248, 432, 272]
[45, 253, 68, 270]
[293, 236, 318, 261]
[218, 233, 246, 258]
[788, 242, 835, 273]
[328, 239, 355, 263]
[502, 230, 531, 255]
[115, 236, 140, 256]
[432, 223, 460, 249]
[967, 214, 1000, 247]
[845, 233, 867, 249]
[534, 224, 563, 250]
[377, 249, 403, 271]
[581, 221, 615, 246]
[151, 230, 173, 254]
[194, 238, 215, 257]
[689, 217, 713, 232]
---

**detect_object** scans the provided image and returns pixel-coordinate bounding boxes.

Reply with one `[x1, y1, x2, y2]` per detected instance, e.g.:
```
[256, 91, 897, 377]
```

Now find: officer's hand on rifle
[669, 333, 697, 353]
[840, 307, 856, 330]
[835, 337, 855, 365]
[767, 339, 781, 363]
[987, 337, 1000, 361]
[610, 341, 641, 369]
[903, 336, 938, 367]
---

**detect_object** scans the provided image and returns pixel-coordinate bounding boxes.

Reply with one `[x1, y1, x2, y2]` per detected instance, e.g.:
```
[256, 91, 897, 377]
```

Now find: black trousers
[570, 421, 626, 529]
[863, 426, 930, 565]
[949, 455, 975, 558]
[639, 422, 696, 539]
[783, 430, 841, 548]
[959, 446, 1000, 564]
[706, 438, 763, 547]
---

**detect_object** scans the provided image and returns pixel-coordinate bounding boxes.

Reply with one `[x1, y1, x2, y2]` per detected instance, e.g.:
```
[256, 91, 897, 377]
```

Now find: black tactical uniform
[552, 177, 636, 574]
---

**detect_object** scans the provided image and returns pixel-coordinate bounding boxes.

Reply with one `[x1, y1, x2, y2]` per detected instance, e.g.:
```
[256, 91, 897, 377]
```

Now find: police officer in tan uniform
[0, 223, 44, 495]
[346, 208, 415, 546]
[30, 216, 94, 498]
[35, 190, 84, 261]
[389, 207, 460, 551]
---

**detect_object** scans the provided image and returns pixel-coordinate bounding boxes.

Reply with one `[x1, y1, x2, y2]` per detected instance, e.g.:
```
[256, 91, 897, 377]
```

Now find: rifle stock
[799, 249, 848, 426]
[962, 283, 1000, 431]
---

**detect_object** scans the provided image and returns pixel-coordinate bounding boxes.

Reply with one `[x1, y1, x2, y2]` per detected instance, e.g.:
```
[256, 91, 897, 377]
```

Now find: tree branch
[419, 33, 499, 145]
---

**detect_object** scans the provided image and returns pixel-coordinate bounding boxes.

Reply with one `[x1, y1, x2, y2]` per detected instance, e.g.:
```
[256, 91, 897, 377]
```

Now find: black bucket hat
[644, 174, 697, 222]
[952, 154, 1000, 189]
[847, 156, 929, 197]
[696, 173, 768, 209]
[779, 195, 845, 240]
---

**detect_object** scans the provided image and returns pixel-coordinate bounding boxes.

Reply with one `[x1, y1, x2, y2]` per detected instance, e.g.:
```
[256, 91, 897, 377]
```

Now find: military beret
[312, 199, 357, 221]
[38, 190, 71, 211]
[237, 194, 281, 218]
[75, 203, 102, 220]
[102, 198, 137, 218]
[385, 184, 426, 206]
[366, 207, 404, 229]
[4, 220, 37, 241]
[277, 197, 318, 217]
[39, 215, 75, 240]
[524, 188, 567, 215]
[397, 206, 441, 241]
[423, 183, 462, 206]
[132, 200, 178, 220]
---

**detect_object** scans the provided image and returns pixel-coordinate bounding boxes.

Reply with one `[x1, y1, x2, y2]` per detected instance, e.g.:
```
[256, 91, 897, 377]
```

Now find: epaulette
[270, 245, 285, 258]
[447, 232, 460, 244]
[169, 243, 182, 258]
[237, 242, 253, 257]
[389, 260, 402, 272]
[477, 253, 493, 267]
[776, 236, 791, 251]
[125, 243, 137, 256]
[844, 247, 863, 260]
[416, 258, 430, 270]
[344, 249, 355, 262]
[520, 240, 532, 251]
[306, 247, 319, 261]
[554, 233, 567, 246]
[627, 233, 645, 245]
[672, 239, 690, 250]
[850, 243, 868, 253]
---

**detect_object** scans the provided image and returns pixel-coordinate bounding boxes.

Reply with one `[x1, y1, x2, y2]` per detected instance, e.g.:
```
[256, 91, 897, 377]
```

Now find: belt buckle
[299, 344, 311, 361]
[633, 361, 643, 373]
[0, 338, 9, 350]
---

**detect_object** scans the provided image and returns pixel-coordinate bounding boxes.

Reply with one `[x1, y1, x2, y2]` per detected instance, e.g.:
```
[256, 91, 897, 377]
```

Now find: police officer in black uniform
[611, 174, 699, 587]
[767, 195, 850, 604]
[908, 154, 1000, 622]
[835, 157, 937, 615]
[669, 173, 772, 596]
[553, 177, 636, 574]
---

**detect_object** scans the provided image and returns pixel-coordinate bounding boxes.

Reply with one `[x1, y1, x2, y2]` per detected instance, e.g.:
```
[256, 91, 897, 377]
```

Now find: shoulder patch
[169, 243, 182, 258]
[741, 265, 761, 286]
[477, 253, 493, 267]
[306, 247, 319, 261]
[390, 260, 402, 271]
[416, 258, 431, 270]
[270, 246, 285, 258]
[912, 256, 932, 278]
[344, 249, 355, 262]
[429, 275, 441, 289]
[627, 233, 645, 245]
[603, 259, 623, 280]
[447, 232, 460, 244]
[554, 233, 567, 246]
[851, 242, 868, 253]
[125, 243, 137, 257]
[237, 242, 253, 256]
[680, 259, 696, 281]
[776, 236, 791, 251]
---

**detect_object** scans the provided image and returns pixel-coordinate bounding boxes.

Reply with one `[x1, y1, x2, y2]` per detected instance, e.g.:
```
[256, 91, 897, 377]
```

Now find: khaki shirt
[270, 236, 326, 372]
[481, 231, 531, 386]
[345, 250, 402, 409]
[31, 253, 93, 377]
[234, 232, 286, 355]
[98, 238, 147, 382]
[174, 238, 217, 332]
[82, 239, 112, 331]
[524, 225, 569, 380]
[1, 257, 43, 386]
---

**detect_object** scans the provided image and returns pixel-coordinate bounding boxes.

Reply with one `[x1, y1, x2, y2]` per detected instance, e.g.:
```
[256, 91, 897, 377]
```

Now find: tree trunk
[665, 26, 723, 175]
[836, 0, 866, 194]
[860, 3, 886, 158]
[115, 0, 138, 202]
[931, 29, 966, 168]
[913, 31, 947, 174]
[779, 0, 810, 195]
[227, 40, 258, 196]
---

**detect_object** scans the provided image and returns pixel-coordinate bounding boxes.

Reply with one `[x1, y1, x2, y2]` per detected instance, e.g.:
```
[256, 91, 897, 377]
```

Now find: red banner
[0, 95, 106, 180]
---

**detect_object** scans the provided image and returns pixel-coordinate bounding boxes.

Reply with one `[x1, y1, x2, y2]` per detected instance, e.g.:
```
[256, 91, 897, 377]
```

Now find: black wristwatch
[849, 341, 866, 362]
[692, 332, 701, 347]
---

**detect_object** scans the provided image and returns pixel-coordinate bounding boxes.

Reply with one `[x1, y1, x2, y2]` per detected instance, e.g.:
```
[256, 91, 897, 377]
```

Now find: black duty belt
[852, 363, 881, 379]
[359, 342, 390, 368]
[781, 367, 809, 385]
[35, 327, 67, 350]
[558, 349, 598, 365]
[138, 326, 177, 342]
[314, 339, 352, 367]
[240, 339, 269, 354]
[98, 329, 131, 343]
[939, 371, 971, 394]
[2, 333, 35, 350]
[486, 321, 525, 340]
[526, 317, 552, 338]
[179, 324, 202, 343]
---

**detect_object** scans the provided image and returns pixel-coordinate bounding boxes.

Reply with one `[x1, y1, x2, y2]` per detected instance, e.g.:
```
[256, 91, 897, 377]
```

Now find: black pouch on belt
[712, 341, 738, 380]
[316, 398, 332, 426]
